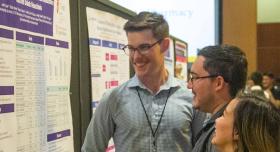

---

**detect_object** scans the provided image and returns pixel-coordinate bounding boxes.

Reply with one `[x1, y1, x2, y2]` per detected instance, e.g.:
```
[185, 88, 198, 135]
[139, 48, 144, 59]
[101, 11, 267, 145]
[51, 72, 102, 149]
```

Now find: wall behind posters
[257, 0, 280, 76]
[0, 0, 74, 152]
[110, 0, 220, 62]
[258, 0, 280, 23]
[222, 0, 257, 75]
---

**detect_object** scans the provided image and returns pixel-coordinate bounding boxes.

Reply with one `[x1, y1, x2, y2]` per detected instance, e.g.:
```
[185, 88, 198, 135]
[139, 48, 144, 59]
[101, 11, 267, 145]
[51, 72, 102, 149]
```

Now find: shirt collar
[127, 74, 182, 92]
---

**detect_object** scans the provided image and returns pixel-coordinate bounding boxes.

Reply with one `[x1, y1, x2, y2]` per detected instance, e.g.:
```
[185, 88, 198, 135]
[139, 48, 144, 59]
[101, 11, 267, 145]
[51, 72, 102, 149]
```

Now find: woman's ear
[233, 129, 239, 141]
[160, 37, 170, 54]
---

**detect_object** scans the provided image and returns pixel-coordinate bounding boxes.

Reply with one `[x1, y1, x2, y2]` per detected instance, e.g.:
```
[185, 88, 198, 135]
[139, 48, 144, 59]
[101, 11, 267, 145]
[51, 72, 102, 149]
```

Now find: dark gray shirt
[191, 105, 227, 152]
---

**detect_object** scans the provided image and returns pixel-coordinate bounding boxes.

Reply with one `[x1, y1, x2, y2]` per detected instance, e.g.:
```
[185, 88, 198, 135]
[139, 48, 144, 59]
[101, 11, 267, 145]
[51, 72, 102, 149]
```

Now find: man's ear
[160, 37, 170, 54]
[215, 76, 226, 91]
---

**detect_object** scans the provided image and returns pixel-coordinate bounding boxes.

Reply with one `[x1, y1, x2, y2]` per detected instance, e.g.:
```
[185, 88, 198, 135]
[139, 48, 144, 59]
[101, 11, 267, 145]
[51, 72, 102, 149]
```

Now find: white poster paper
[86, 7, 130, 152]
[164, 38, 175, 76]
[86, 7, 129, 112]
[0, 0, 73, 151]
[0, 28, 16, 152]
[175, 40, 188, 81]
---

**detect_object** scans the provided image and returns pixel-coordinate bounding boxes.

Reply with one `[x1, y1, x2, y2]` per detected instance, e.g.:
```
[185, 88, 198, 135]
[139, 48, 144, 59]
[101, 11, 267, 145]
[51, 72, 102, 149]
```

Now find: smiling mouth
[134, 62, 146, 68]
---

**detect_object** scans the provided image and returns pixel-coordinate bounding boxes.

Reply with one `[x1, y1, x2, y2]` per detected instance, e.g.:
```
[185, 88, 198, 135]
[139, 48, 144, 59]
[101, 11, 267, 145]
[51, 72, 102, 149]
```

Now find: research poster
[175, 40, 188, 81]
[0, 0, 73, 152]
[86, 7, 129, 152]
[86, 7, 129, 113]
[0, 28, 16, 152]
[164, 38, 175, 76]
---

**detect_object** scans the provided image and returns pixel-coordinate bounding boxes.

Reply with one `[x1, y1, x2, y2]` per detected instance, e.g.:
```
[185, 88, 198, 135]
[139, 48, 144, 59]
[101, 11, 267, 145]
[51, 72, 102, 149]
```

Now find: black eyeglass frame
[188, 74, 219, 83]
[122, 39, 162, 55]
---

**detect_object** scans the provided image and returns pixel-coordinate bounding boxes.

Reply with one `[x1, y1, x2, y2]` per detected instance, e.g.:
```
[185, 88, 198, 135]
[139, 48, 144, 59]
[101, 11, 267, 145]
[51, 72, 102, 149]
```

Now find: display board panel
[174, 40, 188, 81]
[164, 38, 175, 76]
[0, 0, 73, 151]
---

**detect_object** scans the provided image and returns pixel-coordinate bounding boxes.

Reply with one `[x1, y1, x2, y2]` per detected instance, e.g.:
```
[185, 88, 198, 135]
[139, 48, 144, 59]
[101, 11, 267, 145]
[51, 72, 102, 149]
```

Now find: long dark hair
[234, 94, 280, 152]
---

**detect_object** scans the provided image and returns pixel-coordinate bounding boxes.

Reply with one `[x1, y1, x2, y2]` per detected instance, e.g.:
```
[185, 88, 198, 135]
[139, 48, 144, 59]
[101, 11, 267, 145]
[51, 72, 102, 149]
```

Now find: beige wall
[222, 0, 257, 75]
[258, 0, 280, 23]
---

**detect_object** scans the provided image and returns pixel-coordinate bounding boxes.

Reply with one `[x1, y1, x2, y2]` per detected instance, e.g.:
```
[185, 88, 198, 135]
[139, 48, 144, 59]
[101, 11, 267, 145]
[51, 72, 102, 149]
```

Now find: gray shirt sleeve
[81, 90, 115, 152]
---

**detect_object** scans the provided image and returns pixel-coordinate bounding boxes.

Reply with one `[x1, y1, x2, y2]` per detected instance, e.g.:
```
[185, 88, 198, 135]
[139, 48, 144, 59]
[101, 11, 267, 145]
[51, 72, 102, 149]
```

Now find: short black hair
[250, 71, 263, 86]
[197, 45, 248, 98]
[263, 72, 274, 79]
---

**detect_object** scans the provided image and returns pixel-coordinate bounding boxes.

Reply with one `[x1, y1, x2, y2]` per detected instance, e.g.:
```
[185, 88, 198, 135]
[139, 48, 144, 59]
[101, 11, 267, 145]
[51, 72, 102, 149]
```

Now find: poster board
[86, 7, 130, 152]
[86, 7, 129, 114]
[78, 2, 136, 147]
[164, 38, 175, 76]
[174, 40, 188, 81]
[0, 0, 73, 151]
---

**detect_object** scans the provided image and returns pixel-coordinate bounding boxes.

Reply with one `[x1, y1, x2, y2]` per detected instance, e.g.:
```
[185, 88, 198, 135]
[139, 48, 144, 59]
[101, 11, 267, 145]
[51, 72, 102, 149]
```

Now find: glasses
[188, 74, 218, 83]
[122, 39, 162, 55]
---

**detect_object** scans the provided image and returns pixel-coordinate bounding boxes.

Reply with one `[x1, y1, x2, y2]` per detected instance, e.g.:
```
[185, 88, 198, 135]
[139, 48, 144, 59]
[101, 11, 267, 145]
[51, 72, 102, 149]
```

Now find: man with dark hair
[82, 11, 193, 152]
[250, 71, 263, 87]
[188, 45, 248, 152]
[262, 72, 275, 90]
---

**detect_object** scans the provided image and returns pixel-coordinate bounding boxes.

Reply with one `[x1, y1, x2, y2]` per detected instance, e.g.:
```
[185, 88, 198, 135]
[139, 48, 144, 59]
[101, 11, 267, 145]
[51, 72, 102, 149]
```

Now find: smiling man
[188, 45, 248, 152]
[82, 11, 194, 152]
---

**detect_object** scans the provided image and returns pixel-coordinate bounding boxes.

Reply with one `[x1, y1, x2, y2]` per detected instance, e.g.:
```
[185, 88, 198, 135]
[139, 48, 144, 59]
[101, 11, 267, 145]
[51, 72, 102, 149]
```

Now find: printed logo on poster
[0, 0, 54, 36]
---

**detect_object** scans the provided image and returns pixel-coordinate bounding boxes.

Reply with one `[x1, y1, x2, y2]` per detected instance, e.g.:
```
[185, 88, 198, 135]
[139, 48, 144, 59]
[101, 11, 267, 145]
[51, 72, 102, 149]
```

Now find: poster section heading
[0, 0, 54, 36]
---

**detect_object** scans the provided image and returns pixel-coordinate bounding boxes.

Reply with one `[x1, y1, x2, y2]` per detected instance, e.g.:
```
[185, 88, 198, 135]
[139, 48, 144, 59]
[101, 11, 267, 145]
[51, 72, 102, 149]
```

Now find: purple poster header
[46, 38, 69, 49]
[89, 38, 101, 46]
[0, 28, 13, 39]
[0, 104, 14, 114]
[0, 0, 54, 36]
[47, 129, 71, 142]
[102, 40, 117, 49]
[0, 86, 14, 95]
[16, 31, 44, 44]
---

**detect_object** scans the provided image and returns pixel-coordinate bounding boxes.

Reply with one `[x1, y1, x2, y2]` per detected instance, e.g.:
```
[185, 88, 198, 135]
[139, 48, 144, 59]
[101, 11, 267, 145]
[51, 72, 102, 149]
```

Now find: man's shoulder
[192, 123, 217, 152]
[97, 80, 133, 112]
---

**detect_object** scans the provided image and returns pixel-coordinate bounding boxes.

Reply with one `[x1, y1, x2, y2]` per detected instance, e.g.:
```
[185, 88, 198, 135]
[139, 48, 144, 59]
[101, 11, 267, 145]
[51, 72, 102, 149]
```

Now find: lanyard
[136, 88, 171, 151]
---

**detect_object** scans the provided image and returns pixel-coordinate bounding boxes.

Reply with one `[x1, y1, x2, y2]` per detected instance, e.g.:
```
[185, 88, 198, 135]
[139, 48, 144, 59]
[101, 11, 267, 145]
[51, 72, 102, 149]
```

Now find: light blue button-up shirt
[82, 75, 194, 152]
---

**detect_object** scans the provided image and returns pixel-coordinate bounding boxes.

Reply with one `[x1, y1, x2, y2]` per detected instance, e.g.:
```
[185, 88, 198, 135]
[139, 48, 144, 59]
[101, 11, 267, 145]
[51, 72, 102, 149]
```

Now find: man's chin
[192, 100, 199, 109]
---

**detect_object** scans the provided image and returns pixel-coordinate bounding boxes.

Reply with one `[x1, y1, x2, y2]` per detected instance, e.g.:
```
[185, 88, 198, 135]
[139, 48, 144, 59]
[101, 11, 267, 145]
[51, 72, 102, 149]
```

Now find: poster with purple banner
[0, 0, 54, 36]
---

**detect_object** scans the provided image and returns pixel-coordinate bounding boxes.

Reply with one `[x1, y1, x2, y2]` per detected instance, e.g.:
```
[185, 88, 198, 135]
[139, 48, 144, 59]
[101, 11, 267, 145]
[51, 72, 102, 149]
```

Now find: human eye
[126, 46, 135, 51]
[138, 44, 151, 52]
[190, 75, 198, 80]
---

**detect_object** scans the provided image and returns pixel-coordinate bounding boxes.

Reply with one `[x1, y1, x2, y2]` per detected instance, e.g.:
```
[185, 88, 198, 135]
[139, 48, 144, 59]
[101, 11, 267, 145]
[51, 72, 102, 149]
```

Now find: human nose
[187, 80, 193, 89]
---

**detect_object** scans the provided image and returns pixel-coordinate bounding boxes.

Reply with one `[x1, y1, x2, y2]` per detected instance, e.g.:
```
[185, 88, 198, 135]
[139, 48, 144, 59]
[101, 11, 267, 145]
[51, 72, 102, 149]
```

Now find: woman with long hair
[212, 94, 280, 152]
